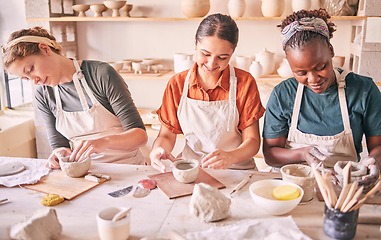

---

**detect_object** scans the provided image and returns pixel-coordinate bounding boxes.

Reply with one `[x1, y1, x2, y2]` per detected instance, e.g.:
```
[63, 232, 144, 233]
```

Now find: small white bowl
[108, 62, 123, 72]
[249, 179, 304, 215]
[172, 159, 199, 183]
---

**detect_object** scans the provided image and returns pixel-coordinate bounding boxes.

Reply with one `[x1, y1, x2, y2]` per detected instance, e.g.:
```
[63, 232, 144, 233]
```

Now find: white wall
[72, 0, 351, 67]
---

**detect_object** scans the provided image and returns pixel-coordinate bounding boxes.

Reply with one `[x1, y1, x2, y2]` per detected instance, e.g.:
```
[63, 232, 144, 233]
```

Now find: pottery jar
[256, 48, 275, 76]
[181, 0, 210, 18]
[174, 53, 194, 73]
[261, 0, 285, 17]
[249, 60, 263, 79]
[228, 0, 246, 18]
[292, 0, 311, 12]
[235, 56, 251, 71]
[277, 58, 293, 78]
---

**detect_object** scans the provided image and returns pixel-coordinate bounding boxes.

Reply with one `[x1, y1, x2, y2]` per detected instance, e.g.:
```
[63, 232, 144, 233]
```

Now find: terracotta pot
[261, 0, 285, 17]
[181, 0, 210, 18]
[228, 0, 246, 18]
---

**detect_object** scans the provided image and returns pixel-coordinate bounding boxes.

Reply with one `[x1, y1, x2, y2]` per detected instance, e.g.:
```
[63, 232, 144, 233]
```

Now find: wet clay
[59, 156, 91, 178]
[281, 164, 315, 202]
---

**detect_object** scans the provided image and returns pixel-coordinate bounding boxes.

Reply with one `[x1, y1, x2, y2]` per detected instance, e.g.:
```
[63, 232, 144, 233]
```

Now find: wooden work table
[0, 158, 380, 240]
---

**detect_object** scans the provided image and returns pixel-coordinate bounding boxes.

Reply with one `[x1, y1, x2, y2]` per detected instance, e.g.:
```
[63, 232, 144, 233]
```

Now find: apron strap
[290, 83, 304, 131]
[72, 59, 90, 111]
[335, 69, 351, 132]
[227, 65, 237, 132]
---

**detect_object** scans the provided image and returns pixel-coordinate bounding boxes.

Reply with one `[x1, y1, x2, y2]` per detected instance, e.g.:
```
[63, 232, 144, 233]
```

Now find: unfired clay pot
[261, 0, 285, 17]
[59, 156, 91, 178]
[104, 1, 126, 17]
[181, 0, 210, 18]
[280, 164, 315, 202]
[172, 159, 199, 183]
[72, 4, 90, 17]
[277, 58, 293, 78]
[228, 0, 246, 18]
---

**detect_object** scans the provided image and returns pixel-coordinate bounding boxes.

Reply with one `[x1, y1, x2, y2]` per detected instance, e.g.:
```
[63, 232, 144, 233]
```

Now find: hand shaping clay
[189, 183, 231, 222]
[59, 156, 91, 178]
[10, 208, 62, 240]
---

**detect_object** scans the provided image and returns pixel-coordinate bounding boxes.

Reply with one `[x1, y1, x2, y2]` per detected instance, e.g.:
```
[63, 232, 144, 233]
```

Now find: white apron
[177, 65, 255, 169]
[54, 60, 144, 164]
[285, 69, 358, 167]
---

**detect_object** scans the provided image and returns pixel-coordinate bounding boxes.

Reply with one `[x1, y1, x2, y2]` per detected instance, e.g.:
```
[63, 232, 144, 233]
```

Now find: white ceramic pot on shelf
[228, 0, 246, 18]
[277, 59, 293, 79]
[256, 48, 275, 76]
[174, 53, 194, 73]
[181, 0, 210, 18]
[249, 61, 263, 79]
[235, 56, 252, 71]
[261, 0, 285, 17]
[292, 0, 311, 12]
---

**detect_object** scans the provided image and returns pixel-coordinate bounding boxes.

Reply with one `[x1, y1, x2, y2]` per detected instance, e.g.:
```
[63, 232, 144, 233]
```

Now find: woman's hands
[46, 147, 72, 169]
[303, 146, 327, 168]
[150, 147, 177, 173]
[201, 150, 235, 169]
[70, 139, 107, 162]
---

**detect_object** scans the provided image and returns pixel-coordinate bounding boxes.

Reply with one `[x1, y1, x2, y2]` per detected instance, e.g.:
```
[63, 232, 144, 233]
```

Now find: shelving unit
[26, 16, 368, 22]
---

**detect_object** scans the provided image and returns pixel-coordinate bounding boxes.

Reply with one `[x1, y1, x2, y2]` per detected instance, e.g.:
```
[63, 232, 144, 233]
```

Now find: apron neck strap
[290, 69, 351, 132]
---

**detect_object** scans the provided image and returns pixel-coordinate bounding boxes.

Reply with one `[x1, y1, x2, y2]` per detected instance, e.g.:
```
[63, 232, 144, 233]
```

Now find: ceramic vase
[277, 59, 293, 78]
[256, 48, 275, 76]
[261, 0, 285, 17]
[292, 0, 311, 12]
[235, 56, 252, 71]
[249, 61, 263, 79]
[228, 0, 246, 18]
[181, 0, 210, 18]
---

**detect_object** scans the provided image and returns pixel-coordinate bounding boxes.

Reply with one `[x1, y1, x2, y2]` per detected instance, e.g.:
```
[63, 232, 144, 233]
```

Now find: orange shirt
[157, 64, 265, 134]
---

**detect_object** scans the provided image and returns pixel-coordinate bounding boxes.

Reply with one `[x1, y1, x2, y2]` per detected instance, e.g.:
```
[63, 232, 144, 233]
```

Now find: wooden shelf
[26, 16, 368, 22]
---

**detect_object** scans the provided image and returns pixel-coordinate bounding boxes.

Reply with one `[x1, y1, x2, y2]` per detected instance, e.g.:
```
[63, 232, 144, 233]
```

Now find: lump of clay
[59, 156, 91, 178]
[10, 208, 62, 240]
[189, 183, 231, 222]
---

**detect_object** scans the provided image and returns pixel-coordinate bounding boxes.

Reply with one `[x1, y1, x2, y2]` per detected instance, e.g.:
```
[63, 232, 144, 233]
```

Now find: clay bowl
[104, 1, 126, 17]
[249, 179, 304, 215]
[280, 164, 315, 202]
[59, 156, 91, 178]
[172, 159, 199, 183]
[90, 4, 107, 17]
[120, 4, 133, 17]
[72, 4, 90, 17]
[132, 61, 143, 74]
[108, 61, 124, 72]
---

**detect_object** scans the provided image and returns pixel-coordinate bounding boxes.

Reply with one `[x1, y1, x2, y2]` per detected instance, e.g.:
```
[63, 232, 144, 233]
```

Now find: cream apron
[54, 60, 144, 164]
[177, 65, 255, 169]
[285, 69, 358, 167]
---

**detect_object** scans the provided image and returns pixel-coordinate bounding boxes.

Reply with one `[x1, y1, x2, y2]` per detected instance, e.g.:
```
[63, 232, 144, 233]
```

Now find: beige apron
[177, 65, 255, 169]
[54, 60, 144, 164]
[285, 69, 358, 167]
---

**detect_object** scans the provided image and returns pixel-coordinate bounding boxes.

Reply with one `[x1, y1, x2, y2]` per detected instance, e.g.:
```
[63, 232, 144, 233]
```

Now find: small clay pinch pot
[172, 159, 199, 183]
[59, 156, 91, 178]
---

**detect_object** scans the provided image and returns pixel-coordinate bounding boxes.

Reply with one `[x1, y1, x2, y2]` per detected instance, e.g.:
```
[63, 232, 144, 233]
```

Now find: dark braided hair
[196, 13, 239, 50]
[278, 9, 336, 51]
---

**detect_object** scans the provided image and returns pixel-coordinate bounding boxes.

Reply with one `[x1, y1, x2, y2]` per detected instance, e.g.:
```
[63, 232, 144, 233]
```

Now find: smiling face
[286, 39, 336, 94]
[7, 43, 62, 87]
[195, 36, 234, 79]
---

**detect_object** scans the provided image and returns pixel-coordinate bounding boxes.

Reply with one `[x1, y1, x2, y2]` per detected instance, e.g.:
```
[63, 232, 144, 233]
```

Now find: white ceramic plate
[0, 161, 25, 176]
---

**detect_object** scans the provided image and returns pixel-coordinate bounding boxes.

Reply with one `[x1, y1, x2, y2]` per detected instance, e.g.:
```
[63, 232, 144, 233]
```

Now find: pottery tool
[351, 180, 381, 211]
[340, 181, 359, 212]
[87, 172, 111, 180]
[0, 198, 8, 204]
[342, 185, 364, 212]
[230, 173, 254, 196]
[108, 186, 133, 198]
[84, 175, 101, 183]
[112, 207, 132, 222]
[335, 184, 351, 209]
[342, 161, 352, 188]
[313, 167, 332, 207]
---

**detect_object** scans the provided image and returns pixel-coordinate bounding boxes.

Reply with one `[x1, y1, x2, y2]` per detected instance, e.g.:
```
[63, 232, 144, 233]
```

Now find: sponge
[272, 185, 300, 200]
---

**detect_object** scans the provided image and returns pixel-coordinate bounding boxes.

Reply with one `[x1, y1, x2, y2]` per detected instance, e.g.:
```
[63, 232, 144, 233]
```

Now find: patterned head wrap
[2, 35, 62, 54]
[280, 17, 330, 49]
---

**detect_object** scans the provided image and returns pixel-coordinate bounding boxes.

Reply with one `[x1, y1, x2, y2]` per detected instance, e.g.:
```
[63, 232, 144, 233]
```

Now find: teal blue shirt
[263, 72, 381, 159]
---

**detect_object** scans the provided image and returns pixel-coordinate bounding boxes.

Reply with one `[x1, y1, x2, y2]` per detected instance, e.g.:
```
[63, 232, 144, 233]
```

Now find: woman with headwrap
[262, 9, 381, 181]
